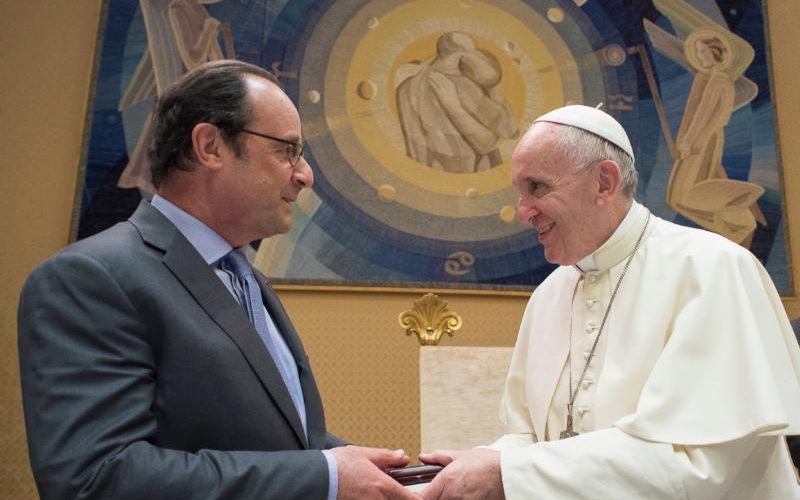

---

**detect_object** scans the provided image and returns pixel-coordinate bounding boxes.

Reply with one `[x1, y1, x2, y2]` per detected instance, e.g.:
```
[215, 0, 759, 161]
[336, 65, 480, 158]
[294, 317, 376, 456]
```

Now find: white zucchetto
[534, 105, 635, 161]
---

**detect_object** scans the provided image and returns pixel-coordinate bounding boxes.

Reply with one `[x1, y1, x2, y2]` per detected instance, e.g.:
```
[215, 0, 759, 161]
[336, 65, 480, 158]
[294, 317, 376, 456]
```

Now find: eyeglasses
[240, 128, 304, 166]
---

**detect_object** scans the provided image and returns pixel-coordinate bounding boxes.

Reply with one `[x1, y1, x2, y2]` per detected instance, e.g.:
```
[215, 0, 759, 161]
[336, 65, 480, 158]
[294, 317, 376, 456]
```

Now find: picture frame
[73, 0, 793, 295]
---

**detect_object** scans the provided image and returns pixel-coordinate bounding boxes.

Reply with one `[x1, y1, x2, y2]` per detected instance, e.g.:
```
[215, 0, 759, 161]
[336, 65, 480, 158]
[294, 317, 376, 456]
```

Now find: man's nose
[294, 157, 314, 189]
[517, 199, 537, 223]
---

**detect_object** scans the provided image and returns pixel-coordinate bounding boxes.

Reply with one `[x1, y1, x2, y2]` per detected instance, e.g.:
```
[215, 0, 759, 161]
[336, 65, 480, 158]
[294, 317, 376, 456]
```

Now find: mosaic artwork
[76, 0, 791, 292]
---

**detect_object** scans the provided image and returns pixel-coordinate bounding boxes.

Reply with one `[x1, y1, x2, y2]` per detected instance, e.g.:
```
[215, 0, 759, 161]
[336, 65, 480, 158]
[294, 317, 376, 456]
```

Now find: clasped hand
[332, 445, 504, 499]
[332, 445, 417, 500]
[417, 448, 505, 500]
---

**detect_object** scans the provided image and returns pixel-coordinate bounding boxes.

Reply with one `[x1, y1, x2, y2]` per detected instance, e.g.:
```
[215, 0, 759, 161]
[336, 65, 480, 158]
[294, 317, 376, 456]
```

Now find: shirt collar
[574, 201, 649, 273]
[150, 195, 232, 265]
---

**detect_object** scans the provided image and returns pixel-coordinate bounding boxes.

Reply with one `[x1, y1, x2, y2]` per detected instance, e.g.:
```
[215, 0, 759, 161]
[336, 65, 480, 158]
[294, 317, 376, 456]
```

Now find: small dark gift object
[387, 464, 444, 486]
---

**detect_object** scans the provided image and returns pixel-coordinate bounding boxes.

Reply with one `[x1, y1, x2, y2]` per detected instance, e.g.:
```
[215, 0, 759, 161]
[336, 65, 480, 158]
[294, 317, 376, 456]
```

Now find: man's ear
[595, 160, 622, 205]
[191, 122, 225, 171]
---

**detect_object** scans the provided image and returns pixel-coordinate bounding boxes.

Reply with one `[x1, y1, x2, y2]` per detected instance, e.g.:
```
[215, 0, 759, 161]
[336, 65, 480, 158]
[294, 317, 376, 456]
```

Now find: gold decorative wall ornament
[399, 293, 462, 346]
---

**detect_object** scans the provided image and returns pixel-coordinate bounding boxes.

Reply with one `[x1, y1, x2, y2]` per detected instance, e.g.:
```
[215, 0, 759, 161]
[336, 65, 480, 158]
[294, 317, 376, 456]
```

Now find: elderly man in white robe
[418, 105, 800, 499]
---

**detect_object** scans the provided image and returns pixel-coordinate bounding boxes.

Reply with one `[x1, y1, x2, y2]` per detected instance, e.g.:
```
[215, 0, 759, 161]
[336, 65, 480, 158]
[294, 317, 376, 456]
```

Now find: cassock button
[581, 380, 593, 389]
[586, 299, 597, 308]
[588, 274, 598, 283]
[577, 407, 591, 416]
[582, 351, 593, 361]
[585, 324, 598, 334]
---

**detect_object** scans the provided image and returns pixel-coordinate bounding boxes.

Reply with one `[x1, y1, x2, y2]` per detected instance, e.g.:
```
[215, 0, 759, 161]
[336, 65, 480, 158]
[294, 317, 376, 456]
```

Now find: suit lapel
[255, 273, 327, 449]
[129, 201, 309, 448]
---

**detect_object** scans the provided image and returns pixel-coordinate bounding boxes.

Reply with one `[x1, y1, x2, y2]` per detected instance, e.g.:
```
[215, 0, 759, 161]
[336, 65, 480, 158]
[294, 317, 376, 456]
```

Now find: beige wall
[1, 2, 104, 497]
[2, 1, 800, 497]
[279, 288, 526, 464]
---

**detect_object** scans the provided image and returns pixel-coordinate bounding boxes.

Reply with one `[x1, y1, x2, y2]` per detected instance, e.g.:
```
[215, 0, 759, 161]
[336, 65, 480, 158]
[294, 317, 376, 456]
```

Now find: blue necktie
[221, 250, 307, 435]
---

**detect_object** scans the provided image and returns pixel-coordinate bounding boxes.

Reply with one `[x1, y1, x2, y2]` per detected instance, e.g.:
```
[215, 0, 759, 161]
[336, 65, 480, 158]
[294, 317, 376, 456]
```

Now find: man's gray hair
[554, 125, 638, 197]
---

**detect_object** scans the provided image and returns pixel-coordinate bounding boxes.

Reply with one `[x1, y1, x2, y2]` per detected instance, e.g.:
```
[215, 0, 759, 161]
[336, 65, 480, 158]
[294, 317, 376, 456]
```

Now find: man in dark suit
[18, 60, 415, 500]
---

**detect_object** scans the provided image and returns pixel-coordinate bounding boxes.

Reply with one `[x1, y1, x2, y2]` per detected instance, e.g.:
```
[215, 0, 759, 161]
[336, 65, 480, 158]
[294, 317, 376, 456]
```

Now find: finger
[418, 473, 446, 500]
[418, 450, 455, 466]
[386, 479, 423, 500]
[361, 447, 410, 468]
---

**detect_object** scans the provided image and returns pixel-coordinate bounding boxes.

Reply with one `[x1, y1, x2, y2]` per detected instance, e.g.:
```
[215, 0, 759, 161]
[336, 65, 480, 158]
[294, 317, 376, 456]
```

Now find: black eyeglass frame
[240, 128, 304, 166]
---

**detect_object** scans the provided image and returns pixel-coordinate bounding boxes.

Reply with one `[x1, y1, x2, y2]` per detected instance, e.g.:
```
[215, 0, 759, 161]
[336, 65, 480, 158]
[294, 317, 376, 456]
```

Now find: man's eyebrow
[522, 175, 548, 185]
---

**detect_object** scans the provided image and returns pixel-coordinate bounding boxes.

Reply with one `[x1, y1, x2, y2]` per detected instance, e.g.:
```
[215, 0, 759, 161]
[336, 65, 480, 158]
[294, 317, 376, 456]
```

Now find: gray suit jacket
[18, 201, 344, 500]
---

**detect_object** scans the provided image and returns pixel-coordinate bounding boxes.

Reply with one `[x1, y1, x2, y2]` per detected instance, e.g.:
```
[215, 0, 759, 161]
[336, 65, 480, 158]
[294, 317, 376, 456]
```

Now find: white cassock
[490, 201, 800, 499]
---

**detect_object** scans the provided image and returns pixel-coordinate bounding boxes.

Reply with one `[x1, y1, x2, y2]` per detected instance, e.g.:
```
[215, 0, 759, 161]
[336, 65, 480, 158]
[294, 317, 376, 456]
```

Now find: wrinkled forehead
[513, 123, 568, 162]
[511, 124, 573, 178]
